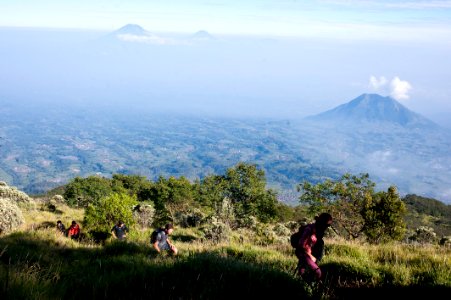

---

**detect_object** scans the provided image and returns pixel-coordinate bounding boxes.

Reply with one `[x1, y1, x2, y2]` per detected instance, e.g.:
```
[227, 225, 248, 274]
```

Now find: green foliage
[63, 175, 118, 207]
[299, 174, 406, 243]
[224, 162, 278, 223]
[299, 173, 375, 239]
[403, 194, 451, 218]
[112, 174, 150, 198]
[402, 194, 451, 237]
[362, 186, 407, 243]
[195, 174, 228, 212]
[83, 192, 137, 235]
[149, 176, 196, 225]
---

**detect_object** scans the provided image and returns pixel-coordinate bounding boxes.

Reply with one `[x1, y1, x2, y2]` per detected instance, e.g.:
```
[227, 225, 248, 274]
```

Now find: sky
[1, 0, 451, 125]
[1, 0, 451, 40]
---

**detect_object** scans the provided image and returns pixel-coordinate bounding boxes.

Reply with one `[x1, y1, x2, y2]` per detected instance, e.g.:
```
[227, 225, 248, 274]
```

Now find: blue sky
[1, 0, 451, 41]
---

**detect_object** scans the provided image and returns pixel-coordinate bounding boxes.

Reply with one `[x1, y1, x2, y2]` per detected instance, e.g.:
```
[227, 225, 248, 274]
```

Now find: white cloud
[390, 76, 412, 101]
[368, 75, 412, 101]
[369, 75, 388, 90]
[117, 34, 189, 46]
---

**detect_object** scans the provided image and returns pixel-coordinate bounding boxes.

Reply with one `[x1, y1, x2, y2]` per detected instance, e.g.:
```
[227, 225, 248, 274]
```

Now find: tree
[63, 176, 119, 208]
[149, 176, 195, 224]
[112, 174, 150, 197]
[84, 192, 137, 236]
[298, 173, 374, 240]
[299, 174, 407, 243]
[195, 174, 228, 213]
[362, 186, 406, 243]
[224, 162, 278, 223]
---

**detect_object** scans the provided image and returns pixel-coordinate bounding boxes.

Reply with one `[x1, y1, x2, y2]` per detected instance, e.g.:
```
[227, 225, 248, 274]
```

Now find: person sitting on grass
[56, 220, 66, 236]
[111, 220, 129, 241]
[67, 220, 80, 240]
[152, 223, 178, 255]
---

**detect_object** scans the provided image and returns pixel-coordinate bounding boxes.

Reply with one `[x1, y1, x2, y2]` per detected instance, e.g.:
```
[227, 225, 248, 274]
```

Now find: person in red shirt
[67, 220, 80, 240]
[295, 213, 333, 282]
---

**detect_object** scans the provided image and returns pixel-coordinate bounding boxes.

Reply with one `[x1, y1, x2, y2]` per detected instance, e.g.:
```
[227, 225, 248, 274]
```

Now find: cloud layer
[369, 75, 412, 101]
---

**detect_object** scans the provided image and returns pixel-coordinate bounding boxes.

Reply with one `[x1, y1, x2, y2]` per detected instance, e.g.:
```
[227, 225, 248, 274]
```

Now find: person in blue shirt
[111, 220, 129, 240]
[152, 223, 178, 255]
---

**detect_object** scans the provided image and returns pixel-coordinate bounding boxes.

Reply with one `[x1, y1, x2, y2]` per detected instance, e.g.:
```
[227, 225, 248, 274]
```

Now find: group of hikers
[55, 219, 178, 255]
[56, 220, 81, 239]
[55, 213, 332, 283]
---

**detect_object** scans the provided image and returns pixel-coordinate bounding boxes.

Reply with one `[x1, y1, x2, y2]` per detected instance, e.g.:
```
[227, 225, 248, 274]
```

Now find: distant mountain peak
[114, 24, 149, 36]
[191, 30, 215, 40]
[305, 93, 437, 128]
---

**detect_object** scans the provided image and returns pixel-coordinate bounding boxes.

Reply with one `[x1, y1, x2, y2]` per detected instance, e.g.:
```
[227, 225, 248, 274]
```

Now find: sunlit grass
[1, 202, 451, 299]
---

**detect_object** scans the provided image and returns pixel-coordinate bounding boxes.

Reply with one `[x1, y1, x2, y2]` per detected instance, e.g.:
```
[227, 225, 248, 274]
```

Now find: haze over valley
[1, 21, 451, 204]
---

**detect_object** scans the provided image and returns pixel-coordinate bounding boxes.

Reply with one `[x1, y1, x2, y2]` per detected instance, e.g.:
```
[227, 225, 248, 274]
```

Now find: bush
[133, 203, 155, 228]
[439, 236, 451, 247]
[0, 182, 34, 209]
[175, 209, 207, 228]
[0, 197, 25, 234]
[236, 215, 258, 229]
[408, 226, 437, 244]
[253, 223, 277, 246]
[201, 216, 231, 244]
[84, 192, 137, 237]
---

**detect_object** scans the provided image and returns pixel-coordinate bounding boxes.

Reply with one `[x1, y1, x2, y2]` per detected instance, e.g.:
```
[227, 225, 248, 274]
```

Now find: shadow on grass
[333, 286, 451, 299]
[171, 234, 198, 243]
[0, 232, 313, 300]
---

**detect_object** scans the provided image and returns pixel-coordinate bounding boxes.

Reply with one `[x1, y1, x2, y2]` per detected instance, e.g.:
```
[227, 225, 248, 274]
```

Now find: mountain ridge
[305, 93, 438, 129]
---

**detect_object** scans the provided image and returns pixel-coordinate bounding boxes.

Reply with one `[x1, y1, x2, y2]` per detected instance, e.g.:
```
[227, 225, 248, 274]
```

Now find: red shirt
[68, 224, 80, 236]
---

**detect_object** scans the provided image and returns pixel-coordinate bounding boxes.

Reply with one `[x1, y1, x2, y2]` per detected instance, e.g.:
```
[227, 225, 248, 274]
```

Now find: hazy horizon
[1, 1, 451, 126]
[1, 24, 451, 127]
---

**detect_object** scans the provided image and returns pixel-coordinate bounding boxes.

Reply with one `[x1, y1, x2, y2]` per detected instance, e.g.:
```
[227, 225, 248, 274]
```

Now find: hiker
[111, 220, 129, 240]
[67, 220, 80, 240]
[56, 220, 66, 236]
[151, 223, 178, 255]
[295, 213, 333, 282]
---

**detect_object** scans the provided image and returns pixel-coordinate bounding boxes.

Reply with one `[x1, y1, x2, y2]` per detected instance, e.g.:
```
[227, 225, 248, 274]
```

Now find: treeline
[403, 194, 451, 237]
[60, 162, 302, 227]
[42, 162, 451, 245]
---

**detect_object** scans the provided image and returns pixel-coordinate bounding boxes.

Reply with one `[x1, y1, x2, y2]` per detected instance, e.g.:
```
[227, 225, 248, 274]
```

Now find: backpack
[150, 228, 163, 244]
[290, 224, 308, 248]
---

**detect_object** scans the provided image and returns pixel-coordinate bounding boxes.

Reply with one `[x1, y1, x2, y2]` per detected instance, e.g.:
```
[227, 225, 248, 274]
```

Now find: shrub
[0, 182, 34, 209]
[273, 223, 291, 237]
[175, 209, 207, 228]
[253, 223, 277, 246]
[0, 197, 25, 234]
[133, 203, 155, 228]
[236, 215, 258, 229]
[439, 236, 451, 247]
[84, 192, 137, 236]
[408, 226, 437, 244]
[201, 216, 231, 243]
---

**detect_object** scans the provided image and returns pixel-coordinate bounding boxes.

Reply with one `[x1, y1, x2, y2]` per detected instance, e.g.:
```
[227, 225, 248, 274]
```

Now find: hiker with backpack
[151, 223, 178, 255]
[292, 213, 333, 282]
[111, 220, 129, 241]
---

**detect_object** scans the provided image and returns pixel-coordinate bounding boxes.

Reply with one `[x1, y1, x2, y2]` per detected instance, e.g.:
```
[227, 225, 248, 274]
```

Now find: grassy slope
[1, 202, 451, 299]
